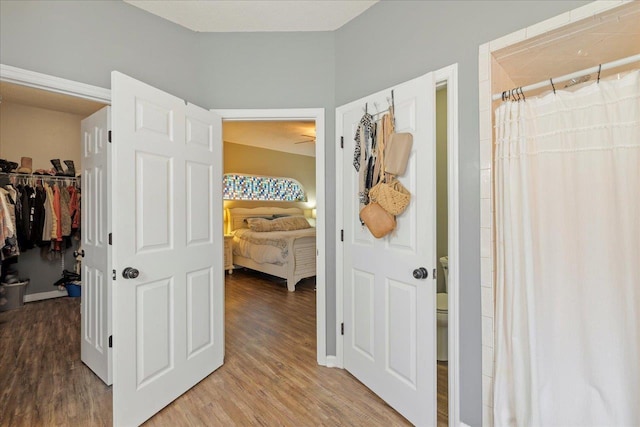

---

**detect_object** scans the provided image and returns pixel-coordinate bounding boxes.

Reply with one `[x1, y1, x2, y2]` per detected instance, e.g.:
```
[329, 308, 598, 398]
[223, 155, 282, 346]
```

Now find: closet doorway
[0, 78, 110, 423]
[0, 81, 107, 298]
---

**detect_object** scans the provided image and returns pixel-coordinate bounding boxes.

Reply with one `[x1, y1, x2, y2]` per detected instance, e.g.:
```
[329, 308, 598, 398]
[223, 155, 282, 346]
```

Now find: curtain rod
[492, 53, 640, 101]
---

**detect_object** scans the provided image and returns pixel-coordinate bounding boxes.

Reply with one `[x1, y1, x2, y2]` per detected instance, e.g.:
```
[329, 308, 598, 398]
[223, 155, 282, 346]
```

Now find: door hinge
[108, 130, 112, 143]
[433, 268, 437, 280]
[340, 136, 344, 149]
[108, 233, 112, 245]
[341, 323, 344, 335]
[112, 269, 116, 280]
[340, 229, 344, 242]
[109, 335, 113, 348]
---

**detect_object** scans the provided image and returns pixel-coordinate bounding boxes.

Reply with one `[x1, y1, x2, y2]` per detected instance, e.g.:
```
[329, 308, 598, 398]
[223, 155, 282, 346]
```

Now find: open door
[81, 106, 112, 385]
[111, 72, 224, 426]
[337, 72, 437, 426]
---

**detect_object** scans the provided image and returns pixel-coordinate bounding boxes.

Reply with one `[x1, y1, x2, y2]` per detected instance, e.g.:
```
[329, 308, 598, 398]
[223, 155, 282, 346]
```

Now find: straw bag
[369, 176, 411, 216]
[360, 202, 396, 238]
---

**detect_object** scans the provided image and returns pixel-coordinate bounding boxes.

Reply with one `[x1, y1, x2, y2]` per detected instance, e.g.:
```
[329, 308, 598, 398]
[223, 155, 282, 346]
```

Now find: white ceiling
[123, 0, 378, 32]
[224, 120, 316, 157]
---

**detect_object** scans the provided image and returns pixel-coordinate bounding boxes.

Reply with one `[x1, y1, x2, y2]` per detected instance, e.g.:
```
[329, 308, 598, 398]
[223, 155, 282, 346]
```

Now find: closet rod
[492, 53, 640, 101]
[2, 172, 80, 182]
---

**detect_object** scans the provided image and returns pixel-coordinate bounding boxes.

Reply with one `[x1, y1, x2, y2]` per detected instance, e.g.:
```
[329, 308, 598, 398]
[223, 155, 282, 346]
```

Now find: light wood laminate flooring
[0, 269, 448, 426]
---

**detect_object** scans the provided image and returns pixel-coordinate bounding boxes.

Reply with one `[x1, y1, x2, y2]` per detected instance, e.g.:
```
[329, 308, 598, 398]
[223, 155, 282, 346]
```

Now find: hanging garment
[42, 184, 53, 242]
[17, 185, 35, 250]
[357, 120, 375, 212]
[68, 186, 79, 231]
[73, 188, 81, 230]
[32, 185, 46, 246]
[353, 112, 374, 172]
[14, 186, 23, 245]
[372, 110, 394, 186]
[0, 187, 19, 260]
[60, 186, 71, 237]
[53, 184, 62, 242]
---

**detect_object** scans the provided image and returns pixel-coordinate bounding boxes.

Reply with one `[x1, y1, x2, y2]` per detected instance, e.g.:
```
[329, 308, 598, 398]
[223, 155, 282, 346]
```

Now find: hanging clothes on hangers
[0, 179, 20, 260]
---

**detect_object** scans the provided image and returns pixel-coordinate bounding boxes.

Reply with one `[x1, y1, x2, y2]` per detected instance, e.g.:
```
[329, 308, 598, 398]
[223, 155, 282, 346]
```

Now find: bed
[227, 207, 316, 292]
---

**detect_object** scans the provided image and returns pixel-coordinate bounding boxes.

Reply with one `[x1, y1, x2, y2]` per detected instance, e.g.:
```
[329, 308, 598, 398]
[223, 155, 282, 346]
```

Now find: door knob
[73, 249, 85, 258]
[122, 267, 140, 279]
[413, 267, 429, 280]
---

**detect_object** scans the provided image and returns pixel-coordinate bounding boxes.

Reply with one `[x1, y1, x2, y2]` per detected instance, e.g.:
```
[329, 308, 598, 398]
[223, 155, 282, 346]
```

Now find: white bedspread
[232, 228, 316, 265]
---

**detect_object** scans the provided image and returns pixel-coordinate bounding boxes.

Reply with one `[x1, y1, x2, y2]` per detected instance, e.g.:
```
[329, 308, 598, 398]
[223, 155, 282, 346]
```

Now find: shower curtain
[493, 70, 640, 426]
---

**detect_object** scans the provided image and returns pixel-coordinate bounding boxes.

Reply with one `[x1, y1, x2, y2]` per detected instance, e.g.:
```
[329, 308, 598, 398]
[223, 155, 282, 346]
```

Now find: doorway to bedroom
[216, 108, 327, 367]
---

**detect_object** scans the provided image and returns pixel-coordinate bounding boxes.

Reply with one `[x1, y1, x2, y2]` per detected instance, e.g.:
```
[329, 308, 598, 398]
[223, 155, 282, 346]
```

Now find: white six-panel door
[81, 106, 112, 385]
[337, 72, 437, 426]
[111, 72, 224, 426]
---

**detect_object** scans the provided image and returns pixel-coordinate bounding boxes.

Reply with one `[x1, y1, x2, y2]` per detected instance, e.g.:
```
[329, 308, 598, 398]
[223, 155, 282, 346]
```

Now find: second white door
[80, 106, 112, 385]
[111, 71, 224, 426]
[337, 71, 437, 426]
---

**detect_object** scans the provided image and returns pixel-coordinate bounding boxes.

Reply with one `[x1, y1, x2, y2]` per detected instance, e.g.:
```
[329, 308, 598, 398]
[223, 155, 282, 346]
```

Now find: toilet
[437, 256, 449, 361]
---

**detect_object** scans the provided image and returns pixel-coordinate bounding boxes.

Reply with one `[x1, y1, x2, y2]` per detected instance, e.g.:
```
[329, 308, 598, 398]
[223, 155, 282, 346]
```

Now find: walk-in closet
[0, 81, 105, 303]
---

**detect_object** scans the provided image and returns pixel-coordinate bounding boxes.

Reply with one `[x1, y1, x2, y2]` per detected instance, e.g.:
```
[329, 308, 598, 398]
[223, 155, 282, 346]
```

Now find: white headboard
[227, 207, 304, 232]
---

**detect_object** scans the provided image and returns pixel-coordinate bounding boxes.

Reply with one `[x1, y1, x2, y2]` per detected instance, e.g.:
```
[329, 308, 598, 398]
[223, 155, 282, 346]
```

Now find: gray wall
[1, 1, 590, 425]
[14, 249, 77, 295]
[334, 2, 587, 425]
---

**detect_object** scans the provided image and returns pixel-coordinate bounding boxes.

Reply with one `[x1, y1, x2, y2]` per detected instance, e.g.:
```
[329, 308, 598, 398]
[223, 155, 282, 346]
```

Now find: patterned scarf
[353, 113, 374, 171]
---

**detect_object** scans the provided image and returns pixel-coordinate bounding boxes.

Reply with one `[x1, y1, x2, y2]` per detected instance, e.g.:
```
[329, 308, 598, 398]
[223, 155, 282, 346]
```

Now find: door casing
[213, 108, 327, 365]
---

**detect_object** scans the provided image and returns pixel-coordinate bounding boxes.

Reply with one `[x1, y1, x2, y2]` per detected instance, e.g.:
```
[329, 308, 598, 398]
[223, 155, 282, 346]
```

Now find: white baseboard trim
[460, 422, 472, 427]
[24, 289, 68, 302]
[324, 355, 341, 368]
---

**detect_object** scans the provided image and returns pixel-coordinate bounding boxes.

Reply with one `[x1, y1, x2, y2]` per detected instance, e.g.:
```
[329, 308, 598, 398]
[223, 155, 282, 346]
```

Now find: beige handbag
[359, 202, 396, 238]
[369, 176, 411, 216]
[385, 132, 413, 176]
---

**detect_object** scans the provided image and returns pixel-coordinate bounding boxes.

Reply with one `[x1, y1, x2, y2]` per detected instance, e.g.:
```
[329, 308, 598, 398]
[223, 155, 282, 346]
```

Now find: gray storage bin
[0, 280, 29, 312]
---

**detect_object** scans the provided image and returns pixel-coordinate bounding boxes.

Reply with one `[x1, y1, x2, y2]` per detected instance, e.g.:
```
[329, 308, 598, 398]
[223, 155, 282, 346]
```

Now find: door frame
[0, 64, 111, 103]
[212, 108, 327, 365]
[335, 63, 460, 425]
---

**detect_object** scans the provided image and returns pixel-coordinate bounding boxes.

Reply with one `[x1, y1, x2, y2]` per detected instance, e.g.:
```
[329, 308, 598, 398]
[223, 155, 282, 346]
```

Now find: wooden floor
[0, 269, 448, 426]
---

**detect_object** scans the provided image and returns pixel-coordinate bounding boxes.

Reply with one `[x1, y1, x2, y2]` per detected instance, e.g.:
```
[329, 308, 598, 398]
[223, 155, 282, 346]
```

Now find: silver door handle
[122, 267, 140, 279]
[413, 267, 429, 279]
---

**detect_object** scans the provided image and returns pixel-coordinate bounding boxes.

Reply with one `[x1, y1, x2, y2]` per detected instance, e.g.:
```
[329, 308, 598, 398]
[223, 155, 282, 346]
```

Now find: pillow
[271, 216, 311, 231]
[243, 216, 273, 224]
[245, 215, 310, 232]
[245, 217, 273, 232]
